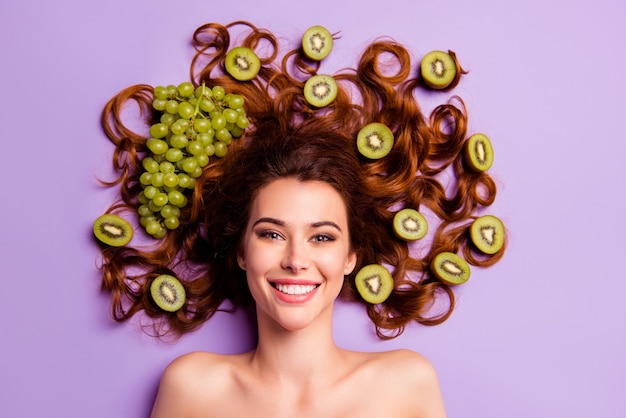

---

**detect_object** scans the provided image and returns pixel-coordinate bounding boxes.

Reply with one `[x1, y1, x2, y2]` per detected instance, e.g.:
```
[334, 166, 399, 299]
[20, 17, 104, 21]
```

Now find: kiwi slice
[301, 25, 333, 61]
[356, 123, 394, 159]
[420, 50, 457, 90]
[303, 74, 338, 107]
[431, 252, 470, 285]
[470, 215, 505, 254]
[225, 46, 261, 81]
[150, 274, 186, 312]
[355, 264, 394, 304]
[464, 133, 494, 172]
[93, 214, 133, 247]
[393, 208, 428, 241]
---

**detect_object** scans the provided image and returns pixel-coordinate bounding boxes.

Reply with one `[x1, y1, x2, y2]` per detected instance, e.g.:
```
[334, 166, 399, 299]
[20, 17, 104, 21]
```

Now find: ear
[343, 251, 357, 276]
[237, 249, 246, 271]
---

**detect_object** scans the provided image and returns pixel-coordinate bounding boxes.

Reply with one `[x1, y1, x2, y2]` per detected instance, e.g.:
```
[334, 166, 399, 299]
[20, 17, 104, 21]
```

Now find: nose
[281, 239, 311, 273]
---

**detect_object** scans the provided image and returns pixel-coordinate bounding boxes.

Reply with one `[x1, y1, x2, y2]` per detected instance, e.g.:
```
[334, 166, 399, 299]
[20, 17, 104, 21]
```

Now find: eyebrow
[252, 217, 343, 232]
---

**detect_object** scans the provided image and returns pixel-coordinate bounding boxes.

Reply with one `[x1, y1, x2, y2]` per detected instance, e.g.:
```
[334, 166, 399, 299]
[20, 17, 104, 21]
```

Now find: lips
[269, 280, 321, 303]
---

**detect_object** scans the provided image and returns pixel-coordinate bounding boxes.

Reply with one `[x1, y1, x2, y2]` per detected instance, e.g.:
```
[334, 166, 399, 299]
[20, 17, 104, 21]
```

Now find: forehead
[250, 178, 349, 224]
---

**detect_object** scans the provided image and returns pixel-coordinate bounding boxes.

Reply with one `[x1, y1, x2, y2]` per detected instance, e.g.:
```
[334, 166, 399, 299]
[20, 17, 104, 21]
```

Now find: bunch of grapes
[137, 82, 250, 239]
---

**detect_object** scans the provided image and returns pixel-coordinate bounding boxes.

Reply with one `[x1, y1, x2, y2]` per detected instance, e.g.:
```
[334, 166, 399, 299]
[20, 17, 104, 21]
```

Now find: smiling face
[237, 178, 357, 332]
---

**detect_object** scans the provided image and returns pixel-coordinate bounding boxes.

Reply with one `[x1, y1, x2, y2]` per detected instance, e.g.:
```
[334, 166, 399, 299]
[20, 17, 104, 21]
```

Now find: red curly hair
[98, 21, 506, 339]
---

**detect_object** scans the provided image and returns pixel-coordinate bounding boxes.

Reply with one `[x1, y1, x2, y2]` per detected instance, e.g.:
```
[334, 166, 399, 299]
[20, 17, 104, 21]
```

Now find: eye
[257, 230, 283, 240]
[312, 234, 335, 243]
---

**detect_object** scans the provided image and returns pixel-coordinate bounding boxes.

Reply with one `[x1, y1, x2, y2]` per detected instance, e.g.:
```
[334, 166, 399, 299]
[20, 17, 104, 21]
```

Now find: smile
[273, 283, 319, 295]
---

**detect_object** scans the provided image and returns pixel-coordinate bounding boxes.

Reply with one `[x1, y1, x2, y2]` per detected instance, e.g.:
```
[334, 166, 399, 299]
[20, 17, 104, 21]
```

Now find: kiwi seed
[355, 264, 394, 304]
[225, 46, 261, 81]
[470, 215, 505, 254]
[356, 122, 394, 159]
[150, 274, 186, 312]
[431, 252, 471, 285]
[420, 50, 457, 90]
[301, 25, 333, 61]
[393, 208, 428, 241]
[303, 74, 338, 107]
[93, 214, 133, 247]
[464, 133, 494, 172]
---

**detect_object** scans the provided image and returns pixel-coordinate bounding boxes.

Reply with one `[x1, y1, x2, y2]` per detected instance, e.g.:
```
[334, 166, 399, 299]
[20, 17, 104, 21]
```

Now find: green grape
[223, 109, 238, 124]
[195, 85, 211, 98]
[150, 172, 164, 187]
[177, 174, 193, 189]
[149, 123, 169, 139]
[177, 81, 195, 97]
[159, 205, 177, 219]
[199, 98, 215, 113]
[169, 134, 188, 149]
[137, 192, 149, 205]
[212, 85, 225, 100]
[215, 129, 232, 144]
[178, 101, 194, 119]
[152, 192, 169, 207]
[148, 199, 163, 213]
[197, 132, 213, 145]
[182, 157, 199, 173]
[194, 118, 211, 133]
[227, 94, 244, 109]
[143, 185, 159, 199]
[214, 142, 228, 157]
[212, 114, 226, 130]
[186, 141, 204, 156]
[138, 204, 152, 217]
[225, 122, 235, 131]
[160, 113, 176, 126]
[165, 148, 184, 162]
[139, 172, 153, 186]
[152, 227, 167, 239]
[231, 126, 244, 138]
[204, 144, 216, 156]
[154, 86, 168, 100]
[165, 100, 179, 114]
[146, 138, 168, 155]
[189, 166, 203, 178]
[164, 216, 180, 230]
[146, 220, 162, 236]
[153, 154, 166, 163]
[159, 161, 175, 174]
[195, 154, 209, 167]
[142, 157, 160, 174]
[167, 190, 185, 206]
[163, 172, 179, 187]
[152, 98, 167, 111]
[140, 215, 157, 227]
[185, 126, 197, 140]
[236, 115, 250, 129]
[165, 84, 177, 97]
[170, 120, 189, 135]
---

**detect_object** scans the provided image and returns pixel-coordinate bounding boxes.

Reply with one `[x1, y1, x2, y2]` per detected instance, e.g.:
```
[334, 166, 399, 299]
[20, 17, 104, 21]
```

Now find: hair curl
[98, 21, 506, 339]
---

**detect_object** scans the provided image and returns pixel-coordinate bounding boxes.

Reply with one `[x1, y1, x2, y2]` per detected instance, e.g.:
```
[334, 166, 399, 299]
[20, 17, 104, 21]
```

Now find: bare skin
[151, 179, 447, 417]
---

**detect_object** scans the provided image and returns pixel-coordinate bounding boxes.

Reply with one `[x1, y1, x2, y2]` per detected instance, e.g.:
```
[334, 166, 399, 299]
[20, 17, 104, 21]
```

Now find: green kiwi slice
[420, 50, 457, 90]
[225, 47, 261, 81]
[303, 74, 338, 107]
[393, 208, 428, 241]
[93, 214, 133, 247]
[356, 123, 394, 159]
[431, 252, 470, 285]
[355, 264, 394, 304]
[464, 133, 494, 172]
[301, 25, 333, 61]
[470, 215, 505, 254]
[150, 274, 186, 312]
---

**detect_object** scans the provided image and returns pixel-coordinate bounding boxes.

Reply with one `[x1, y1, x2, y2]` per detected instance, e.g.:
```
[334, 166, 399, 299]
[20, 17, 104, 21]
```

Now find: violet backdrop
[1, 0, 624, 417]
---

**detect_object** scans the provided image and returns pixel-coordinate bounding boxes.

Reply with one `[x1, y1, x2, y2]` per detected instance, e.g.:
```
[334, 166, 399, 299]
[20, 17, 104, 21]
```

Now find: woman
[98, 21, 505, 417]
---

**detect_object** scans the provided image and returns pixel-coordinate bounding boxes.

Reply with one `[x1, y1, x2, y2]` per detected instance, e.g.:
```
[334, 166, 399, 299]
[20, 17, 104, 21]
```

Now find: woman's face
[237, 178, 357, 332]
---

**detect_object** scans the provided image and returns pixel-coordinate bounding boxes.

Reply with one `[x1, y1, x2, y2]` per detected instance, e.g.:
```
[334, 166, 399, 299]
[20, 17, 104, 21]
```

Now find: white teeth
[275, 283, 317, 295]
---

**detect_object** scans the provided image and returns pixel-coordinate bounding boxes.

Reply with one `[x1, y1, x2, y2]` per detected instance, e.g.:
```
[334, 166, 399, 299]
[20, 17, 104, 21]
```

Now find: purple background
[1, 0, 624, 417]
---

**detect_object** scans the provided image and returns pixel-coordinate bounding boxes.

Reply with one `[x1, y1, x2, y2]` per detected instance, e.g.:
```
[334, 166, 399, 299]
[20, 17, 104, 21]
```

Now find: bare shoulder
[150, 351, 243, 418]
[357, 349, 447, 417]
